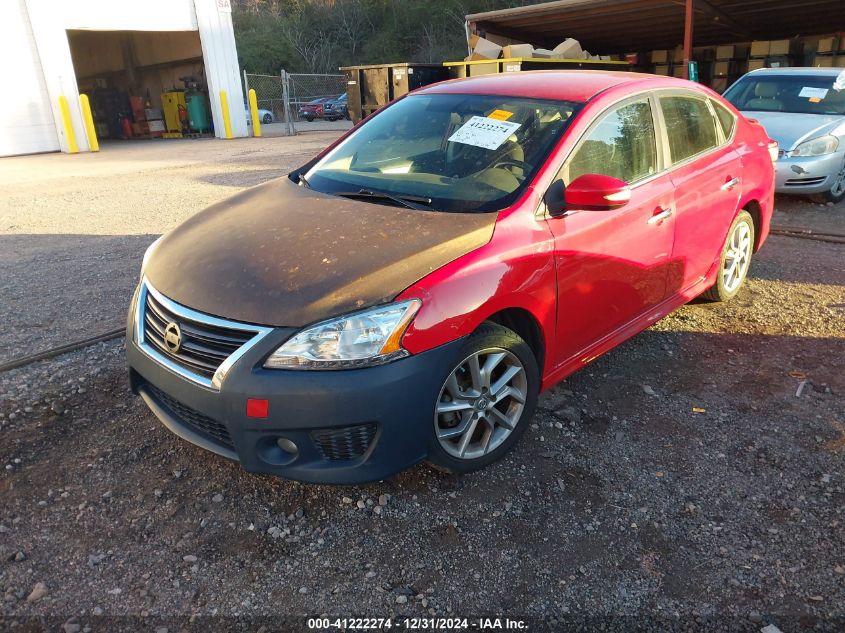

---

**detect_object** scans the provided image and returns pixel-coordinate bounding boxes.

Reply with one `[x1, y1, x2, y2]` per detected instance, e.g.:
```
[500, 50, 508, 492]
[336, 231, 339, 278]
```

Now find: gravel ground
[0, 137, 843, 631]
[0, 133, 341, 364]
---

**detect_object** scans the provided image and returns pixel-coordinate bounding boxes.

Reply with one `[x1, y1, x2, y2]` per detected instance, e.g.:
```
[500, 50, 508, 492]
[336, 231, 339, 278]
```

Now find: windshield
[304, 93, 580, 212]
[723, 73, 845, 115]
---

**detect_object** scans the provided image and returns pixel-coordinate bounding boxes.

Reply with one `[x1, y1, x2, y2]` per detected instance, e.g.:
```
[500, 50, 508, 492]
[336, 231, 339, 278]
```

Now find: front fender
[397, 205, 557, 377]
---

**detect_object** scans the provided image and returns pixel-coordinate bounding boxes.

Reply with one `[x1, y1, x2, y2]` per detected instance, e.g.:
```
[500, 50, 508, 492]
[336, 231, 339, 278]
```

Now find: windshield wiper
[333, 189, 432, 211]
[297, 172, 312, 188]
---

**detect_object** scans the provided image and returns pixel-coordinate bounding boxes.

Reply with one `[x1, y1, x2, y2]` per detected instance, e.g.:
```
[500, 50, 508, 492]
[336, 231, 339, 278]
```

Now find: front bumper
[774, 150, 845, 194]
[126, 291, 465, 484]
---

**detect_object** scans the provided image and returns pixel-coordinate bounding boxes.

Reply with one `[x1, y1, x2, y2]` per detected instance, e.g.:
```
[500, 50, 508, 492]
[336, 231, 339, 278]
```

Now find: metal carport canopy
[466, 0, 845, 54]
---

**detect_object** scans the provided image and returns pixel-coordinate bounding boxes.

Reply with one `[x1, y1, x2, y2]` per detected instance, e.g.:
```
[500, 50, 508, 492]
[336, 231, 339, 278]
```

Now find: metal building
[1, 0, 248, 156]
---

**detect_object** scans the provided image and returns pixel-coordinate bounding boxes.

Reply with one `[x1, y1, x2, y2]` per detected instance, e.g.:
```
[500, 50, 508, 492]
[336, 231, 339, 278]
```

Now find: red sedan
[129, 71, 776, 483]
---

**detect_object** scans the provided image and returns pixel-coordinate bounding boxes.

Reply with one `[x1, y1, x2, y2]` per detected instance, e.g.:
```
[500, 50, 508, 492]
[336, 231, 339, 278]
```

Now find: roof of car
[416, 70, 694, 103]
[745, 67, 845, 76]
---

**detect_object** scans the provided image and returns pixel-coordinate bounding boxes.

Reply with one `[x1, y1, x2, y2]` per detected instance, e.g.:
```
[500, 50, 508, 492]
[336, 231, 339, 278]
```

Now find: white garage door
[0, 0, 59, 157]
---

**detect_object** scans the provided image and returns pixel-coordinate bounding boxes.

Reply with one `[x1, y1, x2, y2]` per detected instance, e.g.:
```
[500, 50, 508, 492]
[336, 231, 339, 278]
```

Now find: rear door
[545, 95, 676, 367]
[658, 92, 743, 290]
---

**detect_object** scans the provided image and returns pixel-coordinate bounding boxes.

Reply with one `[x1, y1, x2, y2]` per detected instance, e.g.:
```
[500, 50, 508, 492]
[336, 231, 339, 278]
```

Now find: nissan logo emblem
[163, 322, 182, 354]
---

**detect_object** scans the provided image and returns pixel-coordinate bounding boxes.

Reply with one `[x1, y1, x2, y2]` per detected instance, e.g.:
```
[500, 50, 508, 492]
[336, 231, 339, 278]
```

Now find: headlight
[790, 135, 839, 157]
[264, 300, 422, 370]
[140, 236, 163, 281]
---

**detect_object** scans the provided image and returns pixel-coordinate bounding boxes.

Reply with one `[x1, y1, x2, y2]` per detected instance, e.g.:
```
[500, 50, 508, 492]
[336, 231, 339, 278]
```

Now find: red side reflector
[246, 398, 269, 419]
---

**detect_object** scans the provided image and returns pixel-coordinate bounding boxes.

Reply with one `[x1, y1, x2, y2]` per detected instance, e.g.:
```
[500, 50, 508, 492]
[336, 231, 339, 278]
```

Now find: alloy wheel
[830, 163, 845, 198]
[722, 221, 752, 294]
[434, 348, 527, 460]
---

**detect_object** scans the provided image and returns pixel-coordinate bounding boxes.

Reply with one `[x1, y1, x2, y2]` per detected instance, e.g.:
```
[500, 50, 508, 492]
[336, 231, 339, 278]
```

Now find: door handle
[720, 176, 741, 191]
[647, 207, 673, 225]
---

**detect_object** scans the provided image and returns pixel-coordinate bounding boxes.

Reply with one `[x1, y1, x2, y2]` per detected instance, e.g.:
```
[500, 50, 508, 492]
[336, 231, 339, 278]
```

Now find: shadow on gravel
[0, 234, 158, 364]
[196, 168, 287, 188]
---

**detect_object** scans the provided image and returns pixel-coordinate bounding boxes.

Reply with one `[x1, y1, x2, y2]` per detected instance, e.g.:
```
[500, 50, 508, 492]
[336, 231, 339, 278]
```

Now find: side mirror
[544, 179, 567, 217]
[565, 174, 631, 211]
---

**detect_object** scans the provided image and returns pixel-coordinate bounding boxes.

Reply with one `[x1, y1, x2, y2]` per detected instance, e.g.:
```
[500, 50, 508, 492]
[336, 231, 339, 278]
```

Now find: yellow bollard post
[58, 95, 78, 154]
[248, 88, 262, 138]
[79, 94, 99, 152]
[219, 90, 233, 139]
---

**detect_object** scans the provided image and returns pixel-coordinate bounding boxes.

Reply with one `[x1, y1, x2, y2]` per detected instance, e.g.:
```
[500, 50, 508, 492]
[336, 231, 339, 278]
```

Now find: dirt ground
[0, 134, 843, 632]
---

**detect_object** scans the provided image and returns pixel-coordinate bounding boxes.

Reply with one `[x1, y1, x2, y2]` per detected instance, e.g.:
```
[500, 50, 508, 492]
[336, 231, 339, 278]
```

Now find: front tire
[701, 210, 755, 302]
[811, 161, 845, 204]
[262, 114, 272, 124]
[427, 323, 539, 475]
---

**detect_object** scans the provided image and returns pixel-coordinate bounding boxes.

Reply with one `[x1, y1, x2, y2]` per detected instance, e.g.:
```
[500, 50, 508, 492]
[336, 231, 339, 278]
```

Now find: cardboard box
[748, 58, 766, 70]
[672, 65, 685, 78]
[715, 45, 735, 60]
[814, 55, 834, 67]
[713, 61, 731, 76]
[653, 64, 670, 76]
[502, 44, 534, 59]
[469, 34, 502, 60]
[817, 37, 837, 54]
[769, 39, 791, 56]
[750, 41, 770, 57]
[835, 55, 845, 67]
[552, 38, 583, 59]
[651, 50, 668, 63]
[672, 47, 684, 63]
[502, 43, 534, 59]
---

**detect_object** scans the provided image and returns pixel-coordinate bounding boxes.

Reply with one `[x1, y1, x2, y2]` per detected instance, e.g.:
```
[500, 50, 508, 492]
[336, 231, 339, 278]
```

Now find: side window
[660, 96, 720, 163]
[711, 99, 736, 139]
[565, 100, 657, 185]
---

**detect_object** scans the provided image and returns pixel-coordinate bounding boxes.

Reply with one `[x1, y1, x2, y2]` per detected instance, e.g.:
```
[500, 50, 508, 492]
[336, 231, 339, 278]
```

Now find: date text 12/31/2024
[307, 617, 529, 630]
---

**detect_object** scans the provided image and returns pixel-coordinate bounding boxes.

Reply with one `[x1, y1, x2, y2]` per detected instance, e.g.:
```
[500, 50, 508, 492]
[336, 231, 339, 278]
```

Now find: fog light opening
[277, 437, 298, 456]
[256, 435, 299, 466]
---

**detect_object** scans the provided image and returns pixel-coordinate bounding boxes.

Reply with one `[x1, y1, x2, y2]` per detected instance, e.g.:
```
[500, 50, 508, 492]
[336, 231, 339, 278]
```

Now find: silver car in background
[723, 68, 845, 203]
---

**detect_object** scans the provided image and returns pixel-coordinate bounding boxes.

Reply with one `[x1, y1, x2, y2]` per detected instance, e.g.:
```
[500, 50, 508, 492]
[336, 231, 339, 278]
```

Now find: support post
[219, 90, 233, 139]
[58, 95, 78, 154]
[248, 88, 262, 137]
[683, 0, 694, 80]
[79, 94, 99, 152]
[281, 69, 295, 136]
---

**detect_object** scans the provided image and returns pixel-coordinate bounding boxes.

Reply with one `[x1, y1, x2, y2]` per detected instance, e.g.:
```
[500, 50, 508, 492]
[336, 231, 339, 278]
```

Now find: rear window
[660, 96, 719, 164]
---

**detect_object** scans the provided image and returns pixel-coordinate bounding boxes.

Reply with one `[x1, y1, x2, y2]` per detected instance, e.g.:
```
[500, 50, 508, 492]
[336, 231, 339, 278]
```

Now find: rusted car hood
[144, 177, 496, 327]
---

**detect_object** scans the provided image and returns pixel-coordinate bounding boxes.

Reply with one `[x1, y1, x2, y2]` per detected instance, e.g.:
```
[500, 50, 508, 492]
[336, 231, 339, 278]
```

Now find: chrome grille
[311, 424, 378, 461]
[137, 281, 272, 389]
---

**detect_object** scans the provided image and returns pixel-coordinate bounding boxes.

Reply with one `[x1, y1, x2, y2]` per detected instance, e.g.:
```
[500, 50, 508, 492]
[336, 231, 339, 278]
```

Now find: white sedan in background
[244, 107, 275, 125]
[723, 67, 845, 203]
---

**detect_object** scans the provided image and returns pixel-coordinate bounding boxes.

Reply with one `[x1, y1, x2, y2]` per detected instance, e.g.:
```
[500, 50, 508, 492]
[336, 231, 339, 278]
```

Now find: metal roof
[466, 0, 845, 54]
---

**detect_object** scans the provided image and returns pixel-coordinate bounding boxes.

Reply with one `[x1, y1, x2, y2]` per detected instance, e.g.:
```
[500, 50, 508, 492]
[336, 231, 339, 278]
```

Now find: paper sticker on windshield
[448, 116, 521, 150]
[834, 70, 845, 91]
[798, 86, 828, 99]
[488, 109, 514, 121]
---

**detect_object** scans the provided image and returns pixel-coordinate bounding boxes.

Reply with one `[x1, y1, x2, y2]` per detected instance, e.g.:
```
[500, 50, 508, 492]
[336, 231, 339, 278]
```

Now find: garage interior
[67, 29, 213, 143]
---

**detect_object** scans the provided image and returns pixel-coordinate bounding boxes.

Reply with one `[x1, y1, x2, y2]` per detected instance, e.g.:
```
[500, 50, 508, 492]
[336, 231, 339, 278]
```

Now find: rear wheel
[262, 113, 272, 124]
[428, 323, 539, 474]
[304, 116, 314, 122]
[701, 210, 755, 302]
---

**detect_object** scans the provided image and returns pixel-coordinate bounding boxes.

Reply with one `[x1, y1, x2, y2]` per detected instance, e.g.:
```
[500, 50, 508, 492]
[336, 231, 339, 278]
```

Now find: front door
[545, 96, 676, 368]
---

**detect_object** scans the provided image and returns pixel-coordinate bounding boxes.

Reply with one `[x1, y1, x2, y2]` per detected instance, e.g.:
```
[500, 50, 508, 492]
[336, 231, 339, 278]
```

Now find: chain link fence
[243, 71, 351, 136]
